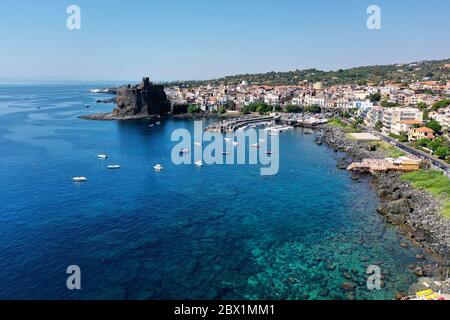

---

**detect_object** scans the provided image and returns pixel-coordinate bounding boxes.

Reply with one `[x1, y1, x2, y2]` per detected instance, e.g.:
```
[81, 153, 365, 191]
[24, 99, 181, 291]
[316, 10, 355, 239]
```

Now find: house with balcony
[408, 127, 435, 141]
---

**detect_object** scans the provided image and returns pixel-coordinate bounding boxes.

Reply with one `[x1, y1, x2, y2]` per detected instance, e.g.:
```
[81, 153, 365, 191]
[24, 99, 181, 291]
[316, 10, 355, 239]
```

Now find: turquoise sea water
[0, 84, 431, 299]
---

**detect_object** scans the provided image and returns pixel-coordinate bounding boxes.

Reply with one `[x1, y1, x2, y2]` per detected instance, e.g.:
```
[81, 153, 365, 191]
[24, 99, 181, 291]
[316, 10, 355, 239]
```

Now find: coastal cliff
[80, 77, 171, 120]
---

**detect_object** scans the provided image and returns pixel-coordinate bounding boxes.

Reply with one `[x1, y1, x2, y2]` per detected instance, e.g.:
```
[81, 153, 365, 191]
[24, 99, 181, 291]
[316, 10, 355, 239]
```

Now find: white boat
[232, 142, 239, 146]
[97, 154, 108, 159]
[72, 176, 87, 182]
[153, 164, 163, 171]
[148, 124, 154, 127]
[194, 160, 203, 166]
[224, 138, 232, 142]
[251, 143, 260, 148]
[155, 121, 161, 125]
[269, 132, 278, 136]
[194, 142, 202, 146]
[107, 165, 121, 169]
[179, 148, 190, 154]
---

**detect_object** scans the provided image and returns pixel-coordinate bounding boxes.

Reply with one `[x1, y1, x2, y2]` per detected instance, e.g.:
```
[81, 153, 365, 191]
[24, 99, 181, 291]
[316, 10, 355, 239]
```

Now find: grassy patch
[401, 170, 450, 218]
[369, 141, 406, 158]
[328, 118, 361, 133]
[328, 118, 346, 128]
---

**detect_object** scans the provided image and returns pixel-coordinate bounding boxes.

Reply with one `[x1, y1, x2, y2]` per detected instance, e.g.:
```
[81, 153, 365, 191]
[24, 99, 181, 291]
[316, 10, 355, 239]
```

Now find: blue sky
[0, 0, 449, 81]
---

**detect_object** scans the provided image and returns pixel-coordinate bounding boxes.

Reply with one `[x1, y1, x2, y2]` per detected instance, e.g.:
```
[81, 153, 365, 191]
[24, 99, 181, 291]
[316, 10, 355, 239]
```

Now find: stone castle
[112, 77, 171, 117]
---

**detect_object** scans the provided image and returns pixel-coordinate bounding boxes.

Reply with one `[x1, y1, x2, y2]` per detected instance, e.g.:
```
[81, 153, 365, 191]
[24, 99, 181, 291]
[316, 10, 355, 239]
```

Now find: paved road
[372, 131, 450, 173]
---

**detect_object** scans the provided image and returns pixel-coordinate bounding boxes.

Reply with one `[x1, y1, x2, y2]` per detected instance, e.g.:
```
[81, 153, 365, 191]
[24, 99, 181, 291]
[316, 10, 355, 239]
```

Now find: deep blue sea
[0, 83, 432, 299]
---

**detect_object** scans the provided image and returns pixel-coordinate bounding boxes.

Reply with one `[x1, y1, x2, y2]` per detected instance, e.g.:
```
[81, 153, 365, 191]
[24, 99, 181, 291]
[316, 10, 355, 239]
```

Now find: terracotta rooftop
[414, 127, 434, 133]
[401, 120, 423, 125]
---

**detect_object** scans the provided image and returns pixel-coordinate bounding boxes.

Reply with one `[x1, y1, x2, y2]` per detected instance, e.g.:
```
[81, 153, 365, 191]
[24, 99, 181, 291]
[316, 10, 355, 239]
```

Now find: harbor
[205, 115, 279, 133]
[205, 113, 329, 133]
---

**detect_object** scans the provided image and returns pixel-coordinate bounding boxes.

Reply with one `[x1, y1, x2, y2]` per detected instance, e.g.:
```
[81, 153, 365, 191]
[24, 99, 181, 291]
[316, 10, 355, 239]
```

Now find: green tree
[428, 138, 443, 152]
[415, 138, 431, 147]
[305, 104, 321, 113]
[187, 104, 202, 114]
[375, 121, 383, 131]
[435, 147, 449, 159]
[417, 101, 428, 111]
[398, 133, 408, 143]
[426, 120, 442, 133]
[432, 99, 450, 111]
[273, 105, 283, 112]
[256, 103, 273, 114]
[367, 92, 381, 103]
[223, 100, 236, 111]
[381, 100, 400, 108]
[285, 105, 303, 113]
[351, 118, 364, 129]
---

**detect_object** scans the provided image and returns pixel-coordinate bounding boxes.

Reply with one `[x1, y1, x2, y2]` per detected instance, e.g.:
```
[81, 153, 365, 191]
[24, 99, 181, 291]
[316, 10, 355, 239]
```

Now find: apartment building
[364, 106, 384, 127]
[382, 107, 423, 134]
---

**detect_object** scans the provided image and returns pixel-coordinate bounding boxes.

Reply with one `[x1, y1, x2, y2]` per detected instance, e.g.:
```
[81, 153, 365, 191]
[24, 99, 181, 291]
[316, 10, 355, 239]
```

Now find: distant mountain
[168, 58, 450, 87]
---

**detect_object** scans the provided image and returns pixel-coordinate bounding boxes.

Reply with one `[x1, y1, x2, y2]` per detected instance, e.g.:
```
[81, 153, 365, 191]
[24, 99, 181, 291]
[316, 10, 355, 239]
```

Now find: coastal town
[165, 62, 450, 174]
[162, 62, 450, 300]
[82, 61, 450, 300]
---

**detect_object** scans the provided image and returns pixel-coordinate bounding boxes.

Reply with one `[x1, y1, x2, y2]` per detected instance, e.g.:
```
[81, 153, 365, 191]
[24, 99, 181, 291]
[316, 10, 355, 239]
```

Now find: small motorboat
[251, 143, 260, 148]
[194, 160, 203, 167]
[84, 104, 90, 108]
[148, 124, 154, 127]
[224, 138, 232, 142]
[97, 154, 108, 159]
[72, 176, 88, 182]
[179, 148, 190, 154]
[232, 142, 239, 146]
[194, 142, 202, 146]
[107, 165, 121, 169]
[266, 151, 273, 155]
[222, 152, 230, 155]
[155, 121, 161, 125]
[154, 164, 163, 171]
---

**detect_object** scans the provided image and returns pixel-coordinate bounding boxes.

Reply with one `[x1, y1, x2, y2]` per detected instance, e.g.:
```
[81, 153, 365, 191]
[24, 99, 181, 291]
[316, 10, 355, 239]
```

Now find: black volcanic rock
[113, 77, 170, 117]
[81, 77, 170, 120]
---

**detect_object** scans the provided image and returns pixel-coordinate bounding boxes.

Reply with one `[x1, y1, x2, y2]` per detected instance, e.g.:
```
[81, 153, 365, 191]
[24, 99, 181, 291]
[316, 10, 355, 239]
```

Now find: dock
[206, 116, 279, 133]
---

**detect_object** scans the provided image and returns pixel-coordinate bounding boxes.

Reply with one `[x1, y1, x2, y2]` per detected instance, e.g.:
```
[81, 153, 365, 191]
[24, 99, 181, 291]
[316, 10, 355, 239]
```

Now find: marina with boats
[205, 114, 330, 133]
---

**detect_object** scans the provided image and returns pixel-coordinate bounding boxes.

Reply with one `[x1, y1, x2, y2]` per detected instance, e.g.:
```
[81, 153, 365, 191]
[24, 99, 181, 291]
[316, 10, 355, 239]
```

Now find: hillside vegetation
[168, 58, 450, 87]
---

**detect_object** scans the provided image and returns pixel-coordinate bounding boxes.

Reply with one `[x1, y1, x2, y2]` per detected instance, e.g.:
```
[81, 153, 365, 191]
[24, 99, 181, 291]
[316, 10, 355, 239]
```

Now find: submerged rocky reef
[321, 125, 450, 297]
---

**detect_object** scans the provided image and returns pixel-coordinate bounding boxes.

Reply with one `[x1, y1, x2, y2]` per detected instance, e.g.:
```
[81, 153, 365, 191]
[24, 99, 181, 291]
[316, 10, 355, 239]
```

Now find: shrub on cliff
[187, 104, 202, 114]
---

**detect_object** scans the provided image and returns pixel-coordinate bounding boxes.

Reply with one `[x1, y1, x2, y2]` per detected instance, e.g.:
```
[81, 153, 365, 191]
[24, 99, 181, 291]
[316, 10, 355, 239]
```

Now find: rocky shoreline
[79, 113, 160, 121]
[320, 125, 450, 296]
[321, 125, 450, 256]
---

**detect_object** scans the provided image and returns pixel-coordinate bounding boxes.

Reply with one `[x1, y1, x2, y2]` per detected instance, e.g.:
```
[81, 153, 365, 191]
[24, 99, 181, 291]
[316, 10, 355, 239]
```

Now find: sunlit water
[0, 84, 431, 299]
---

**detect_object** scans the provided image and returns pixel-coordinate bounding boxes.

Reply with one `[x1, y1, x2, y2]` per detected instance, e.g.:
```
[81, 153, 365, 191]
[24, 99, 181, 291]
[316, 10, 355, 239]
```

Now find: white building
[382, 107, 423, 134]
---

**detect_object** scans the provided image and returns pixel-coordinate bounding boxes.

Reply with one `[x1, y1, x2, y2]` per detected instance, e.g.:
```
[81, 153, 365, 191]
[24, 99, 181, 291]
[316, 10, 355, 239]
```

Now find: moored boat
[72, 176, 88, 182]
[194, 160, 203, 166]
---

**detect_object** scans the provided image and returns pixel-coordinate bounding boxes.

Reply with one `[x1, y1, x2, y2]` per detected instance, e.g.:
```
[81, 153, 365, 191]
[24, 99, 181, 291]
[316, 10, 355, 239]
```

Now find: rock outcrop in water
[80, 77, 171, 120]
